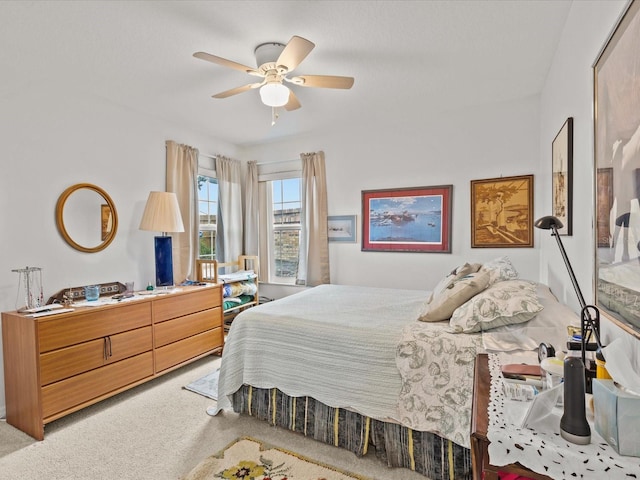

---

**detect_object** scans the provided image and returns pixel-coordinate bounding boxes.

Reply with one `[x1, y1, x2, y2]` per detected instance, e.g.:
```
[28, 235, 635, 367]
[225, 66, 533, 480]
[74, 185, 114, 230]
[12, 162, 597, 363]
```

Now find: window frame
[258, 164, 302, 286]
[197, 166, 218, 261]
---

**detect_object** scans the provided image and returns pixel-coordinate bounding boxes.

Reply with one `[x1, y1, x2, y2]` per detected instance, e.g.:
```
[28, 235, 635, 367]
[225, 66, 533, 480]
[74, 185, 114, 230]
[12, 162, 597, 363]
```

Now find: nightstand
[470, 354, 552, 480]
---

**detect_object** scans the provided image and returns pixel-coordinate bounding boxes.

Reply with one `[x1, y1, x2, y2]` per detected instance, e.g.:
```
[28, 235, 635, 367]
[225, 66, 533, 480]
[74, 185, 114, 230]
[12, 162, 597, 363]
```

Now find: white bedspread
[213, 284, 428, 422]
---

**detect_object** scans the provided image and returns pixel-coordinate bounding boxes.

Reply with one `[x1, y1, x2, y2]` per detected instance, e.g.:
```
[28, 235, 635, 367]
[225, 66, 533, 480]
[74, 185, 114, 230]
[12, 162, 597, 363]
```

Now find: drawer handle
[103, 336, 113, 360]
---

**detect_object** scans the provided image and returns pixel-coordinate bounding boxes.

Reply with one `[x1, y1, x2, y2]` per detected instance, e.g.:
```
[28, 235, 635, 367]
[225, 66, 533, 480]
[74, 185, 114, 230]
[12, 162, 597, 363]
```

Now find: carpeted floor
[0, 354, 427, 480]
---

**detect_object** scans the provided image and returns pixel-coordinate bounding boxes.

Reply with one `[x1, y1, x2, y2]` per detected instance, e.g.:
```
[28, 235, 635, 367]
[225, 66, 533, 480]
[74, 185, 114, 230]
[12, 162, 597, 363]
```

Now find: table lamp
[139, 191, 184, 287]
[534, 216, 603, 367]
[535, 215, 602, 444]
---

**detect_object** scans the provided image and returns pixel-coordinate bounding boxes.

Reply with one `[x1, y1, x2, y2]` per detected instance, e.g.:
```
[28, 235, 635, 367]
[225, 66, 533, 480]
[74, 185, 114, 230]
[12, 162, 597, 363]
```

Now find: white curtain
[244, 160, 259, 257]
[257, 181, 271, 284]
[165, 140, 199, 284]
[297, 151, 330, 286]
[216, 155, 243, 264]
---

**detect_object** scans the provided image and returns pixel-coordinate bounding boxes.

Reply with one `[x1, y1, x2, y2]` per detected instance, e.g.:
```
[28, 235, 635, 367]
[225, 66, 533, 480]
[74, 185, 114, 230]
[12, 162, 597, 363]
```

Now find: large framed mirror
[55, 183, 118, 253]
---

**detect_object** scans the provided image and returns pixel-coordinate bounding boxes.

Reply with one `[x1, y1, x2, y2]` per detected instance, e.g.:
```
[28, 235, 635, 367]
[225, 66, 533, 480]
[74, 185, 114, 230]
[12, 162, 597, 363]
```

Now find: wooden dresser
[2, 284, 222, 440]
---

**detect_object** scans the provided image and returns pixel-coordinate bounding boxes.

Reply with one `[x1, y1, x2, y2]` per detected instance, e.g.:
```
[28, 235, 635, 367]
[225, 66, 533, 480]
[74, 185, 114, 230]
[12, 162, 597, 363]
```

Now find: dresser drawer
[155, 328, 222, 373]
[40, 326, 153, 386]
[153, 287, 221, 323]
[41, 351, 153, 420]
[38, 302, 152, 353]
[154, 308, 221, 348]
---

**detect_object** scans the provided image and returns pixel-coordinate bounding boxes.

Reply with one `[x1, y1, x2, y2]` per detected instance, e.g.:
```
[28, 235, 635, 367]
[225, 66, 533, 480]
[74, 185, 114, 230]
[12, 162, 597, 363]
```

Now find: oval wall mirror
[55, 183, 118, 253]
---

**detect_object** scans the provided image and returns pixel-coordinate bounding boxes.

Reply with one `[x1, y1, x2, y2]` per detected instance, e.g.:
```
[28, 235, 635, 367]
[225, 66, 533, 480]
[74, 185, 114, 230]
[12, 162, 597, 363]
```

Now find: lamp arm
[551, 225, 587, 310]
[581, 305, 602, 365]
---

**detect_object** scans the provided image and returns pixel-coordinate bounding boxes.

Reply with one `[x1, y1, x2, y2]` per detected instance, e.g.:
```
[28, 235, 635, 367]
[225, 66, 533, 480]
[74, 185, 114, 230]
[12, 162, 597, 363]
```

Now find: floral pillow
[427, 262, 482, 303]
[419, 270, 490, 322]
[449, 279, 542, 333]
[479, 256, 519, 286]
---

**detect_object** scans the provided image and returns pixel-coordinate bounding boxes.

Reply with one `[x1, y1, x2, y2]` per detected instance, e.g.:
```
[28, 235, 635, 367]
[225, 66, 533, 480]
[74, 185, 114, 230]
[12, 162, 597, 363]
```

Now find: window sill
[260, 282, 306, 288]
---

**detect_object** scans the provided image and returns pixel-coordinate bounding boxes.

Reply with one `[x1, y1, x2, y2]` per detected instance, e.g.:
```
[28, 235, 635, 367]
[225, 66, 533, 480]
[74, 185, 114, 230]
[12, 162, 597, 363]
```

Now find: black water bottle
[560, 355, 591, 444]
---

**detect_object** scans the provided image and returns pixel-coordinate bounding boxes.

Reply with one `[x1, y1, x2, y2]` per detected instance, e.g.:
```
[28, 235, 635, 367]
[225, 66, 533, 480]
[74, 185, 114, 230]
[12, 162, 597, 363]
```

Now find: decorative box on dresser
[1, 284, 222, 440]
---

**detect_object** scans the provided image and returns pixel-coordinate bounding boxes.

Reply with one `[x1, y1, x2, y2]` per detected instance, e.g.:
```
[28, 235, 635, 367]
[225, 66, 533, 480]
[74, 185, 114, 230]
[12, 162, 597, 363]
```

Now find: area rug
[183, 369, 219, 400]
[182, 437, 372, 480]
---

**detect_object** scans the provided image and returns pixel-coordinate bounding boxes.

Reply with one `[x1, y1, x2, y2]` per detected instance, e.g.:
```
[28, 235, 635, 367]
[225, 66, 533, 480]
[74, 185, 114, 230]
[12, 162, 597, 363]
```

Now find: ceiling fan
[193, 35, 354, 112]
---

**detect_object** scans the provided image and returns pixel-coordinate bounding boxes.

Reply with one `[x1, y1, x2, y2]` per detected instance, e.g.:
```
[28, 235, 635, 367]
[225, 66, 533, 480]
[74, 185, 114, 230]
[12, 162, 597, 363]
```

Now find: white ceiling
[0, 0, 572, 147]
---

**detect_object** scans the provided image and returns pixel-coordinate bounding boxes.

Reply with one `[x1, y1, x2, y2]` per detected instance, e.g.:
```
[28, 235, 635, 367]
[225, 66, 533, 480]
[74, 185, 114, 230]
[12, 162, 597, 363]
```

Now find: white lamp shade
[259, 83, 290, 107]
[139, 191, 185, 233]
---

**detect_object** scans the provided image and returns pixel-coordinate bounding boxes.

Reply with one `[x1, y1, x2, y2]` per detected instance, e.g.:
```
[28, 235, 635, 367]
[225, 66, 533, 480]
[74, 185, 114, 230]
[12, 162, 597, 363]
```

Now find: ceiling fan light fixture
[259, 83, 289, 107]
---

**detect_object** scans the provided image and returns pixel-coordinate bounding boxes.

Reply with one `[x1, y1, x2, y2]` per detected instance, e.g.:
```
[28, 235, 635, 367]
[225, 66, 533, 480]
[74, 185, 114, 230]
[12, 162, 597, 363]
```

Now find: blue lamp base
[154, 236, 174, 287]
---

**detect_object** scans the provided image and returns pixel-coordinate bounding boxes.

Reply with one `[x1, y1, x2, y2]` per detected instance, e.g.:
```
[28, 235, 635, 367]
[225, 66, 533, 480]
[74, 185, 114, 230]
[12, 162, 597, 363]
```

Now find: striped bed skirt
[232, 385, 472, 480]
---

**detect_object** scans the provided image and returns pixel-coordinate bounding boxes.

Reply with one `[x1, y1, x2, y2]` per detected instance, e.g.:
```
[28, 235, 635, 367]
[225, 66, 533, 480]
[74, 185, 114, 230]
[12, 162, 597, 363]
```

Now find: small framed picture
[101, 204, 113, 241]
[328, 215, 357, 243]
[552, 117, 573, 235]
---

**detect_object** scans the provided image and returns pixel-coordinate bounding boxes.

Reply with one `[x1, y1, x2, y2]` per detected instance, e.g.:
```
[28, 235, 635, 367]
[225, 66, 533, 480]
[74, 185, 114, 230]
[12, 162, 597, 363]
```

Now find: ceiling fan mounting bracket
[254, 42, 286, 70]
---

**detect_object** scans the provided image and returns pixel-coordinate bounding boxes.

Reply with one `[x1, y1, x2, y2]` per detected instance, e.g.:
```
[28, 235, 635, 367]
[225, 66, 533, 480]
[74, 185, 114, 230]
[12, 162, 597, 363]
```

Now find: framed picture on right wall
[594, 0, 640, 338]
[552, 117, 573, 235]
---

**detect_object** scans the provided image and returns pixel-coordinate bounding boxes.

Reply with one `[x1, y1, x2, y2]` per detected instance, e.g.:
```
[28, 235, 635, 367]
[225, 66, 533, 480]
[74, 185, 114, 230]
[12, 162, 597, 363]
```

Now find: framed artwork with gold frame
[470, 174, 534, 248]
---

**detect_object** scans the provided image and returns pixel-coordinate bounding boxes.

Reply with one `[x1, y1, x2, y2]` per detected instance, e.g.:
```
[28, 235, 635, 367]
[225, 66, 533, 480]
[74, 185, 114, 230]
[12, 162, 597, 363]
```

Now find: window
[198, 171, 218, 260]
[271, 178, 301, 281]
[267, 177, 301, 284]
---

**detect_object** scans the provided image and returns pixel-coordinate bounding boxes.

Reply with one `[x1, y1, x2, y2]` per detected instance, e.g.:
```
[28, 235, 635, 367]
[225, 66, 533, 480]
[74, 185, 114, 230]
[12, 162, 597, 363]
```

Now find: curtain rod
[256, 158, 299, 166]
[198, 154, 298, 165]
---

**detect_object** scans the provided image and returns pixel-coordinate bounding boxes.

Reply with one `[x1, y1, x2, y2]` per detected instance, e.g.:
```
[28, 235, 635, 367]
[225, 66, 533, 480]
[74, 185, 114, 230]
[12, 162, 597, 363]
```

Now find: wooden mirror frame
[55, 183, 118, 253]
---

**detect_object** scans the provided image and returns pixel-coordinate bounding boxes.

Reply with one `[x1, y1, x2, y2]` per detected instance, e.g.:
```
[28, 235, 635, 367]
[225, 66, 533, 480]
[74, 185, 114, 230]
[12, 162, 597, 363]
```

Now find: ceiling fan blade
[289, 75, 355, 89]
[284, 90, 301, 111]
[193, 52, 260, 76]
[277, 36, 315, 72]
[212, 82, 262, 99]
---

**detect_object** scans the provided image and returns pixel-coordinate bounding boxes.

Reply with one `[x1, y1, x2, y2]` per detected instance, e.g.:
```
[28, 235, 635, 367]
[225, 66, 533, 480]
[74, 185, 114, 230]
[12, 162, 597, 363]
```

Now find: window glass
[271, 178, 301, 282]
[198, 174, 218, 260]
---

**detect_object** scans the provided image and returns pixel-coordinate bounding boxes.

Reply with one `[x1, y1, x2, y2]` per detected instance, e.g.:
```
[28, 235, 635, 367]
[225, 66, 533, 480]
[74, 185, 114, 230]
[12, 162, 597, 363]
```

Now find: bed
[212, 257, 578, 479]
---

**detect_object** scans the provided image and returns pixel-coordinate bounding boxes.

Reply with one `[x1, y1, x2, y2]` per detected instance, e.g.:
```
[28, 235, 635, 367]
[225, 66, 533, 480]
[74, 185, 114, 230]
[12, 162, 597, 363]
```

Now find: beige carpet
[183, 437, 372, 480]
[0, 355, 427, 480]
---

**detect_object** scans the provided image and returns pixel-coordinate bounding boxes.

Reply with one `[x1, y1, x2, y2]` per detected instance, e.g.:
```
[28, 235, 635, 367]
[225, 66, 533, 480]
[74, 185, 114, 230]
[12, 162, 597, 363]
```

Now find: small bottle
[146, 282, 154, 291]
[595, 347, 611, 380]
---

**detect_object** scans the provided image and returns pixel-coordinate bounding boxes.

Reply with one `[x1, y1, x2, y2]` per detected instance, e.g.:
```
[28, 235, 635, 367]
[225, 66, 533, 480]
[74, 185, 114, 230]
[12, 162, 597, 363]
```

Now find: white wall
[538, 0, 639, 350]
[2, 0, 634, 423]
[242, 94, 543, 299]
[0, 84, 238, 418]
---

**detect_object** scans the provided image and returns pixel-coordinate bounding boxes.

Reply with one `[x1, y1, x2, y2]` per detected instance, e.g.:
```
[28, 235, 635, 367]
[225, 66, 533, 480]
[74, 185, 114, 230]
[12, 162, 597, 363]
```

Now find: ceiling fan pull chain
[271, 107, 279, 126]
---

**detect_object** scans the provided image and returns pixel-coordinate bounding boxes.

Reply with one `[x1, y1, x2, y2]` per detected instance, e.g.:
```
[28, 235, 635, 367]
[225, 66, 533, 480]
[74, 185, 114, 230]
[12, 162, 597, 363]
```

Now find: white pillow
[420, 270, 490, 322]
[479, 256, 519, 286]
[449, 279, 542, 333]
[481, 284, 579, 351]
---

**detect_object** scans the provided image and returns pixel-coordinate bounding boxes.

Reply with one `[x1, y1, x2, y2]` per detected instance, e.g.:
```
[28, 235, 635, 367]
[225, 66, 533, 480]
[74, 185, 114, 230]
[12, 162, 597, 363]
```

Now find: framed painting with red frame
[361, 185, 452, 253]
